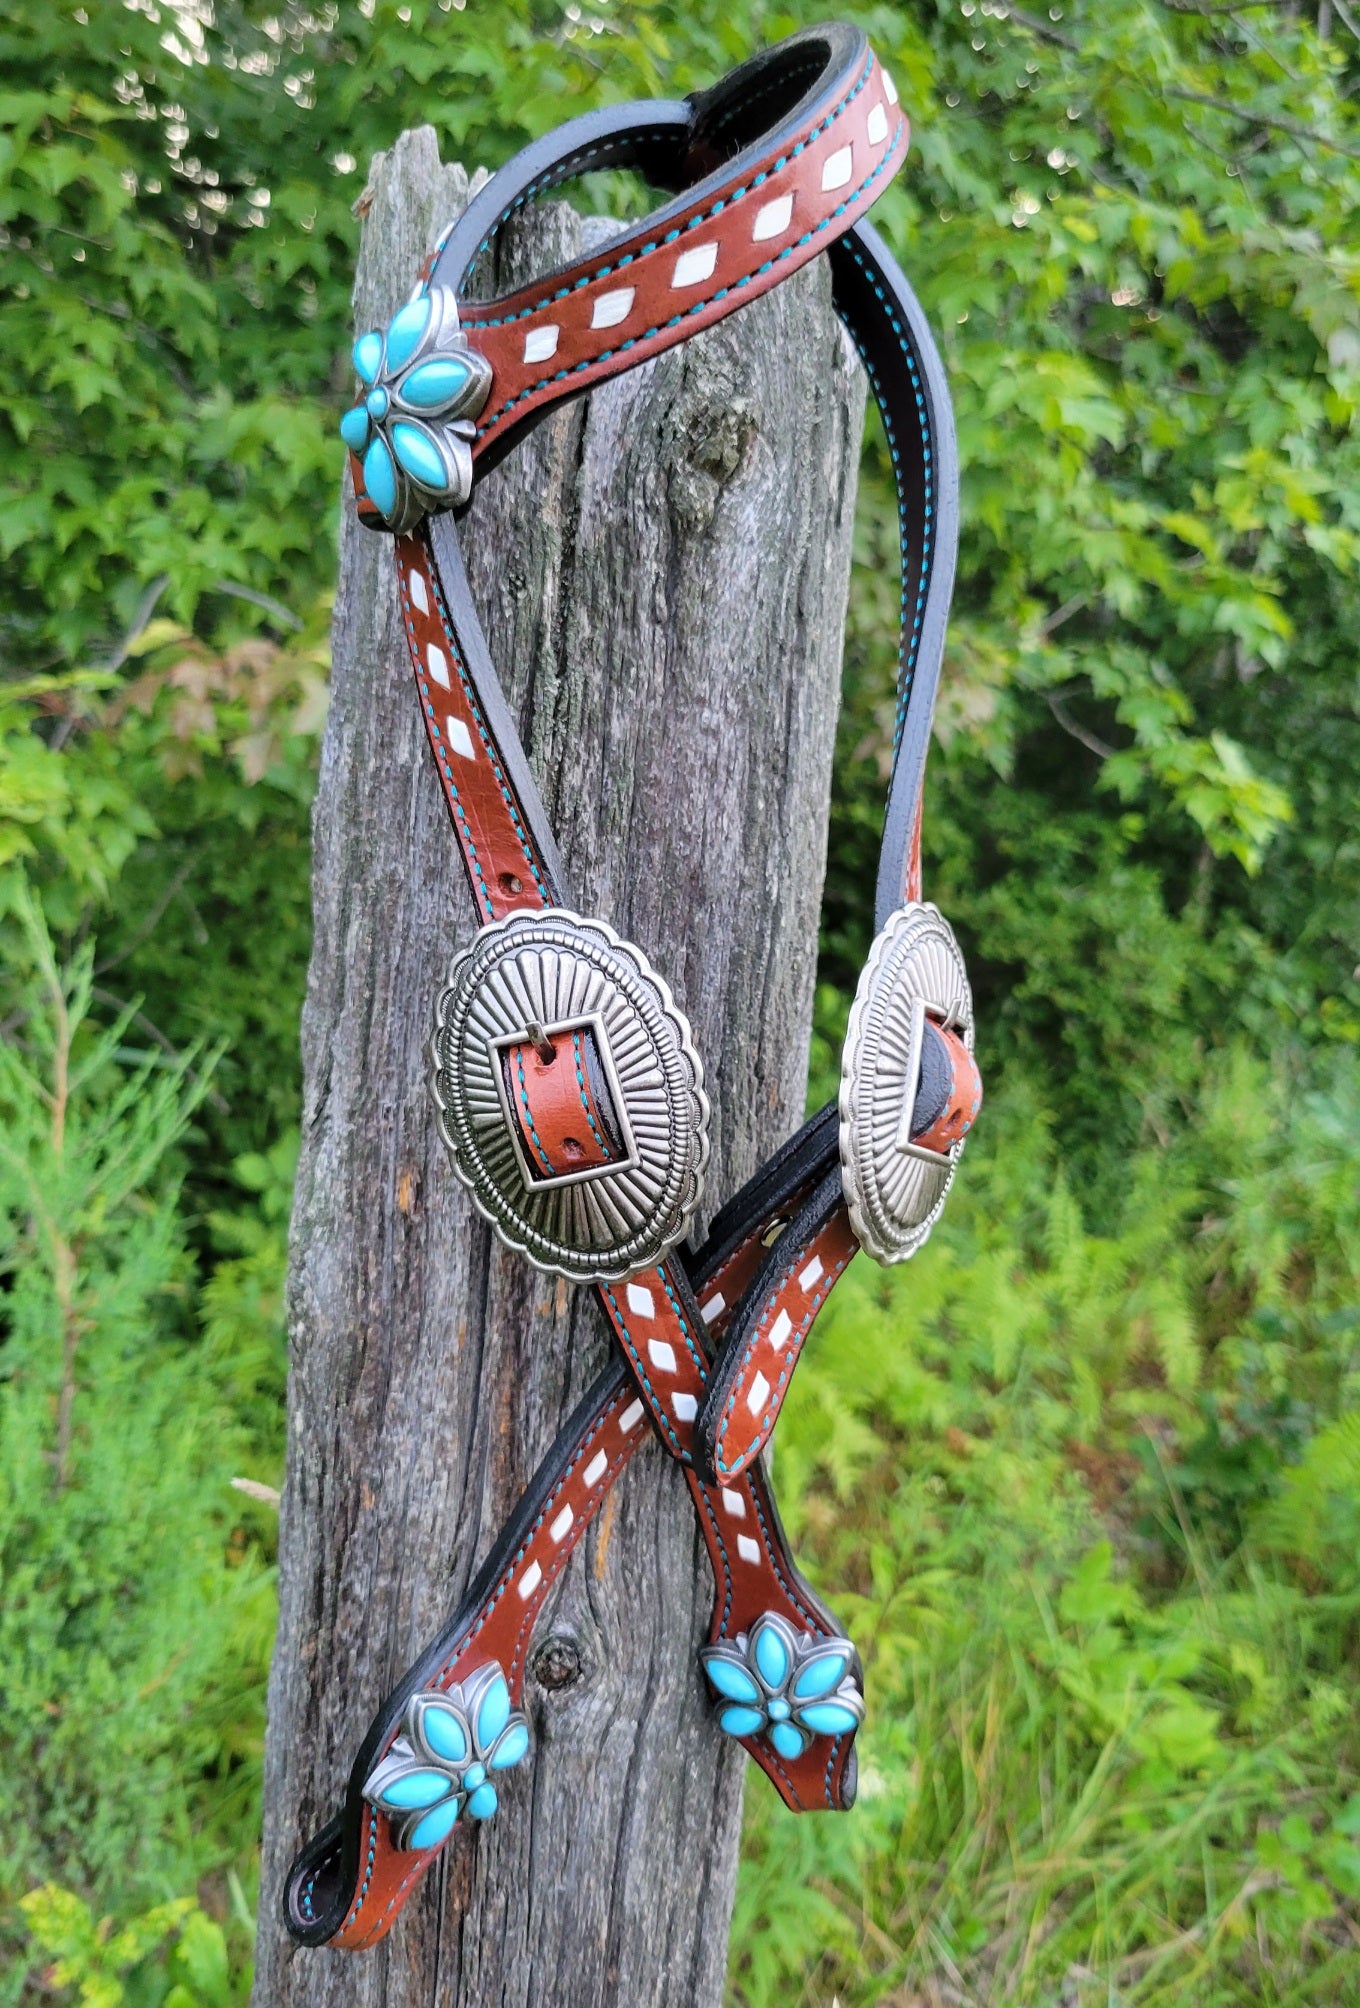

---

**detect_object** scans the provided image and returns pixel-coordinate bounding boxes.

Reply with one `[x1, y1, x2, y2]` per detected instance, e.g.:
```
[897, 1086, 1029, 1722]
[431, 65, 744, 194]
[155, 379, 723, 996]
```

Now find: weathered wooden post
[253, 126, 864, 2008]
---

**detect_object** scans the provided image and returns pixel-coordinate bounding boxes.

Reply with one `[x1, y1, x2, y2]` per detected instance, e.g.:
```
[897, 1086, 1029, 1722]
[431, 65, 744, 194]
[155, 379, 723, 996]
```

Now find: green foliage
[735, 1062, 1360, 2004]
[0, 899, 268, 1998]
[2, 0, 1358, 2002]
[19, 1886, 243, 2008]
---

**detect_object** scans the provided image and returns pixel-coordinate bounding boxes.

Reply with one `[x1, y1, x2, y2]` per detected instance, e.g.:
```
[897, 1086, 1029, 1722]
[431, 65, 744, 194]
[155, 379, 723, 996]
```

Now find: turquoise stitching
[416, 544, 552, 904]
[400, 573, 496, 922]
[602, 1285, 692, 1463]
[571, 1031, 612, 1161]
[464, 57, 876, 335]
[340, 1806, 379, 1931]
[694, 1479, 734, 1634]
[823, 1729, 846, 1808]
[514, 1052, 555, 1174]
[474, 136, 899, 440]
[713, 1235, 849, 1476]
[344, 1398, 635, 1931]
[657, 1263, 707, 1380]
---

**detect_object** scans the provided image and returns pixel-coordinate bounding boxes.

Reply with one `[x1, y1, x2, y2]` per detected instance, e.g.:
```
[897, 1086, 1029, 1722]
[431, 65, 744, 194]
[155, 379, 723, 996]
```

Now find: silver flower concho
[700, 1612, 864, 1760]
[340, 285, 492, 534]
[362, 1663, 530, 1850]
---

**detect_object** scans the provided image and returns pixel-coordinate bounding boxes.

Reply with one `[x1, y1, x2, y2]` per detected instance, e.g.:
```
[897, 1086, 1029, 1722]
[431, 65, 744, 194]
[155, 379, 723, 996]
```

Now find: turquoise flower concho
[361, 1663, 530, 1851]
[340, 285, 493, 536]
[700, 1612, 865, 1761]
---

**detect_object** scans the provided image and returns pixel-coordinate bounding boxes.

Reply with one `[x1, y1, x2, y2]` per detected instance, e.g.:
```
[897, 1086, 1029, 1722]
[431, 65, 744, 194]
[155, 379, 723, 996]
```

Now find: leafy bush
[736, 1061, 1360, 2004]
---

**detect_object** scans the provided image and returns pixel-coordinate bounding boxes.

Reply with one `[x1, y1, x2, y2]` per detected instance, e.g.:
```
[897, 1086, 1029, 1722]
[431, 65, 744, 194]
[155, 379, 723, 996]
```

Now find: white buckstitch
[671, 242, 718, 288]
[751, 193, 793, 242]
[591, 286, 634, 329]
[821, 145, 852, 192]
[523, 324, 560, 363]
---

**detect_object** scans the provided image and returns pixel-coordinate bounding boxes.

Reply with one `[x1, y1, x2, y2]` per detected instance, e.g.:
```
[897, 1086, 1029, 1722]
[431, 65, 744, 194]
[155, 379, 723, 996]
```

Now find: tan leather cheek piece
[329, 1199, 854, 1950]
[708, 1203, 860, 1482]
[504, 1035, 615, 1179]
[911, 1024, 982, 1155]
[394, 529, 552, 920]
[333, 1377, 650, 1948]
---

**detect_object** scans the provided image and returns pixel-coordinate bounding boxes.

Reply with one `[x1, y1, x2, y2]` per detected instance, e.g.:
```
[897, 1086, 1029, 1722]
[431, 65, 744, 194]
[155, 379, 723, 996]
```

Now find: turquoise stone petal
[475, 1674, 511, 1750]
[753, 1622, 791, 1691]
[491, 1722, 530, 1770]
[792, 1648, 850, 1701]
[365, 386, 390, 420]
[466, 1783, 499, 1821]
[705, 1658, 761, 1706]
[420, 1703, 467, 1765]
[796, 1701, 860, 1737]
[385, 295, 431, 370]
[362, 437, 397, 519]
[409, 1798, 460, 1850]
[353, 330, 383, 383]
[400, 356, 473, 410]
[718, 1705, 765, 1739]
[339, 405, 370, 453]
[381, 1768, 452, 1810]
[391, 421, 448, 491]
[769, 1721, 805, 1760]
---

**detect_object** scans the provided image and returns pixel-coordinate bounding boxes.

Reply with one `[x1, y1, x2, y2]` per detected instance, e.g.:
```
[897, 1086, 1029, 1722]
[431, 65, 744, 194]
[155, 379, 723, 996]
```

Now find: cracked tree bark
[253, 126, 864, 2008]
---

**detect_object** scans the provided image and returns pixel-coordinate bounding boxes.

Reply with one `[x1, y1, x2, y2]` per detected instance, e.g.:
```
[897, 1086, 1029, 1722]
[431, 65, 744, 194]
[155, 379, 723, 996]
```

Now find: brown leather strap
[351, 41, 907, 523]
[462, 53, 905, 467]
[396, 530, 554, 920]
[503, 1028, 620, 1179]
[320, 1175, 849, 1950]
[285, 22, 977, 1953]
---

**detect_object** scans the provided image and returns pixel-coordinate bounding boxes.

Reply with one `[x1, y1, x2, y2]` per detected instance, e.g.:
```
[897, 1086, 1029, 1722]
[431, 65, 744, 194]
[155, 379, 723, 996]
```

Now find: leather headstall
[284, 21, 982, 1950]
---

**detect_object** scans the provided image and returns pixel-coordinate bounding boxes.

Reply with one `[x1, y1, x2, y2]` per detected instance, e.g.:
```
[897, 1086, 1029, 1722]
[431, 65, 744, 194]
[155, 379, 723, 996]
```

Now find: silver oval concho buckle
[839, 901, 980, 1265]
[430, 910, 710, 1283]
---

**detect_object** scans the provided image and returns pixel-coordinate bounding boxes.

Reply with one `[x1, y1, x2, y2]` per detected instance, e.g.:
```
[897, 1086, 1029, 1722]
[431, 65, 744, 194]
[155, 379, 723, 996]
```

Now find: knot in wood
[689, 405, 757, 487]
[532, 1633, 584, 1692]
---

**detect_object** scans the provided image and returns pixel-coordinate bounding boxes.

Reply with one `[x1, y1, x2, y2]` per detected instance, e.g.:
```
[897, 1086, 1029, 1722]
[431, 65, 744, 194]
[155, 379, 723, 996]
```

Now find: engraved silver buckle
[430, 909, 710, 1283]
[838, 902, 975, 1265]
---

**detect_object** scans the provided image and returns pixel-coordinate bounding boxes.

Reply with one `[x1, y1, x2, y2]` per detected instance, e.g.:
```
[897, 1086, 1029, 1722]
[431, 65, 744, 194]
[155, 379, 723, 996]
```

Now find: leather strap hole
[499, 871, 524, 896]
